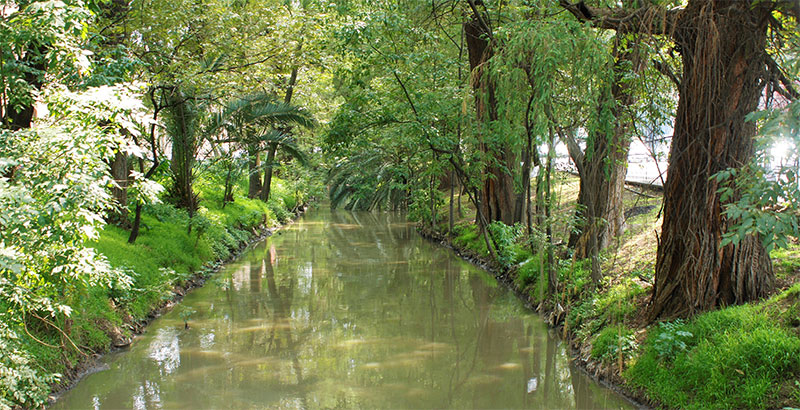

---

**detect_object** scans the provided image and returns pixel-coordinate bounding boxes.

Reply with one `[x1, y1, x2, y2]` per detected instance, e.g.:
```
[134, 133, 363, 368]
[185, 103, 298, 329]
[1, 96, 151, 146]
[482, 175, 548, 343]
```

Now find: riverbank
[12, 182, 307, 407]
[419, 175, 800, 410]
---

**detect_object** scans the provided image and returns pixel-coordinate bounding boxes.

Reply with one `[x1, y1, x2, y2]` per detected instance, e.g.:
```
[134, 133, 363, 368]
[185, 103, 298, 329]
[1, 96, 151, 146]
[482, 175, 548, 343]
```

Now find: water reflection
[54, 208, 631, 409]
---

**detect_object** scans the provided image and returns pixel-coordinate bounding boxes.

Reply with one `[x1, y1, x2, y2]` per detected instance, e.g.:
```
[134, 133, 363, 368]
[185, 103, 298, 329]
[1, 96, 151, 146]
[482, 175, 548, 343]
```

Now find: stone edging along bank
[416, 225, 653, 410]
[48, 207, 307, 404]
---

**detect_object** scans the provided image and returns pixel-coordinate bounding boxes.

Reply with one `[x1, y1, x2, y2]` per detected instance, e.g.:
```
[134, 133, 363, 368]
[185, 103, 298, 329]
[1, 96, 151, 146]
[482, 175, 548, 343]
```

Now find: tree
[564, 28, 646, 261]
[464, 2, 518, 225]
[0, 0, 92, 129]
[208, 92, 314, 202]
[0, 85, 137, 407]
[560, 0, 798, 319]
[163, 86, 202, 220]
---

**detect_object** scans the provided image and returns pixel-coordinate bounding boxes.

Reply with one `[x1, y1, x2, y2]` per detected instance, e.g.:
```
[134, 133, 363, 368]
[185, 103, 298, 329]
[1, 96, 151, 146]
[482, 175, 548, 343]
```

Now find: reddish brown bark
[648, 0, 774, 320]
[464, 17, 517, 225]
[560, 0, 777, 319]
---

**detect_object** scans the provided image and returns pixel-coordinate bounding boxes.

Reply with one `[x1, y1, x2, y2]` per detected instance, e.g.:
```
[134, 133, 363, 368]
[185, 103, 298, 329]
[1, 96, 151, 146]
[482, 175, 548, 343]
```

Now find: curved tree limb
[558, 0, 680, 35]
[766, 55, 800, 100]
[653, 58, 682, 89]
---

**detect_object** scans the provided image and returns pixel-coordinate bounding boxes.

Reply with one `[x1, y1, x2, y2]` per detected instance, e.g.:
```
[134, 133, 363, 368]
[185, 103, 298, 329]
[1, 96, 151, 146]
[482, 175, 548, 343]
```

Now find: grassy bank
[423, 173, 800, 409]
[6, 178, 302, 407]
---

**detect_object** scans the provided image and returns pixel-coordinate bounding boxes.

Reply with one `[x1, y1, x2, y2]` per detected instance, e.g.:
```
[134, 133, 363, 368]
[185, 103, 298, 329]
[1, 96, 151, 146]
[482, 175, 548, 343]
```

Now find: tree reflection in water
[53, 207, 632, 409]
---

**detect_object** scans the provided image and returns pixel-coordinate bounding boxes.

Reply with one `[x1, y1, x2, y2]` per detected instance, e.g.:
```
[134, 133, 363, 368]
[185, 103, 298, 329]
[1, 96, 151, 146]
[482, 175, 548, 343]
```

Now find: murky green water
[54, 208, 632, 409]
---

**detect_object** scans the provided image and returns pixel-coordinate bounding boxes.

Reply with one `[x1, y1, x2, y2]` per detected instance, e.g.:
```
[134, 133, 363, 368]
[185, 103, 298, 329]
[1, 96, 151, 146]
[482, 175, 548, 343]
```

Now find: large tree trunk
[648, 0, 774, 320]
[464, 16, 517, 226]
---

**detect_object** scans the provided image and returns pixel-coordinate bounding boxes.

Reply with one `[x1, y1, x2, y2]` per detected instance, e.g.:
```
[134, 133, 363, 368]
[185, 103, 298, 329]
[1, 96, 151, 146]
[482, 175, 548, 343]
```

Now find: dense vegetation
[1, 0, 800, 408]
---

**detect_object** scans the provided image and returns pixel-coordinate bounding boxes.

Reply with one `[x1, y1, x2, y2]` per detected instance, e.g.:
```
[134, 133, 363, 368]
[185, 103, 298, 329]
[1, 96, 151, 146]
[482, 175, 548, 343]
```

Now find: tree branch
[766, 55, 800, 100]
[558, 0, 680, 35]
[653, 58, 681, 89]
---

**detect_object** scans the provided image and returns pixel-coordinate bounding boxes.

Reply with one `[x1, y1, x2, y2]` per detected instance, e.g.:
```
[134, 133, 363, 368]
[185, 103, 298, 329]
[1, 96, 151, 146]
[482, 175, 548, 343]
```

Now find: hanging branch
[558, 0, 679, 34]
[392, 69, 499, 259]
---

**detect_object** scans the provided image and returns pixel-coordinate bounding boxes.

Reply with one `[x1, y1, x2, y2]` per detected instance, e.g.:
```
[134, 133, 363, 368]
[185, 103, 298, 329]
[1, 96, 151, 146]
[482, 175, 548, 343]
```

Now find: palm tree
[207, 93, 315, 204]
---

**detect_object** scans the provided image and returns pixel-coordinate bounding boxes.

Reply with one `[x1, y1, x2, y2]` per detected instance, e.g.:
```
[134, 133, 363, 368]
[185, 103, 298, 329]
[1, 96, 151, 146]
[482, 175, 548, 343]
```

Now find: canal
[54, 208, 632, 409]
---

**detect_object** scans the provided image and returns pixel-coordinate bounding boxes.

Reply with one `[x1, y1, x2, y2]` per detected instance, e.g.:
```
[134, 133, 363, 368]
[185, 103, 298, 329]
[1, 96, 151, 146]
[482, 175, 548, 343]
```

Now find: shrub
[651, 319, 693, 361]
[591, 324, 637, 364]
[452, 222, 489, 256]
[0, 319, 58, 409]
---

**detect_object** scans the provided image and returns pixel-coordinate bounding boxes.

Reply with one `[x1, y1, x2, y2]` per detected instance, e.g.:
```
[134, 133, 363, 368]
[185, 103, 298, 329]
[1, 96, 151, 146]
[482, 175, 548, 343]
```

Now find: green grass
[515, 254, 546, 302]
[452, 222, 489, 256]
[591, 324, 636, 363]
[770, 242, 800, 280]
[628, 296, 800, 409]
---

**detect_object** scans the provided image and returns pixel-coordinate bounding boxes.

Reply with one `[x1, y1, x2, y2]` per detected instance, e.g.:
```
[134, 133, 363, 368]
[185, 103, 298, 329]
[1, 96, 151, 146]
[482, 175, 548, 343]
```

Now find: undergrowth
[628, 297, 800, 409]
[8, 178, 297, 407]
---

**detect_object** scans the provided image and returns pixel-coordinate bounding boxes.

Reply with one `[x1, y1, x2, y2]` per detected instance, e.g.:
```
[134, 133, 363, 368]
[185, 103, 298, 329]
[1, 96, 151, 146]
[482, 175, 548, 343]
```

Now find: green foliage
[328, 149, 411, 211]
[515, 253, 545, 289]
[651, 319, 693, 361]
[409, 186, 445, 226]
[629, 304, 800, 409]
[0, 85, 147, 406]
[716, 100, 800, 253]
[451, 222, 489, 257]
[487, 222, 529, 267]
[591, 324, 637, 364]
[558, 258, 593, 300]
[594, 278, 647, 324]
[0, 0, 94, 124]
[567, 297, 601, 336]
[0, 318, 59, 409]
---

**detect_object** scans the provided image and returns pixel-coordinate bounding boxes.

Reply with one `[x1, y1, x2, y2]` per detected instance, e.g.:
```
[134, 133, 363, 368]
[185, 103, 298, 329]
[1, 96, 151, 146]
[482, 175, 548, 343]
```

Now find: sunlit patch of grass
[628, 303, 800, 410]
[770, 241, 800, 281]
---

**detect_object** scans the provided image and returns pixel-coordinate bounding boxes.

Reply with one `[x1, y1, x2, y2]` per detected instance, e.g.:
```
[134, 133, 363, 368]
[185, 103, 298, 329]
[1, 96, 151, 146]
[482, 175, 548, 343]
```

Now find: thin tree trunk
[567, 30, 641, 260]
[222, 162, 234, 208]
[449, 169, 455, 236]
[108, 151, 130, 228]
[430, 174, 436, 229]
[260, 142, 278, 202]
[649, 0, 774, 320]
[248, 144, 261, 199]
[129, 95, 161, 244]
[261, 55, 301, 203]
[545, 128, 557, 294]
